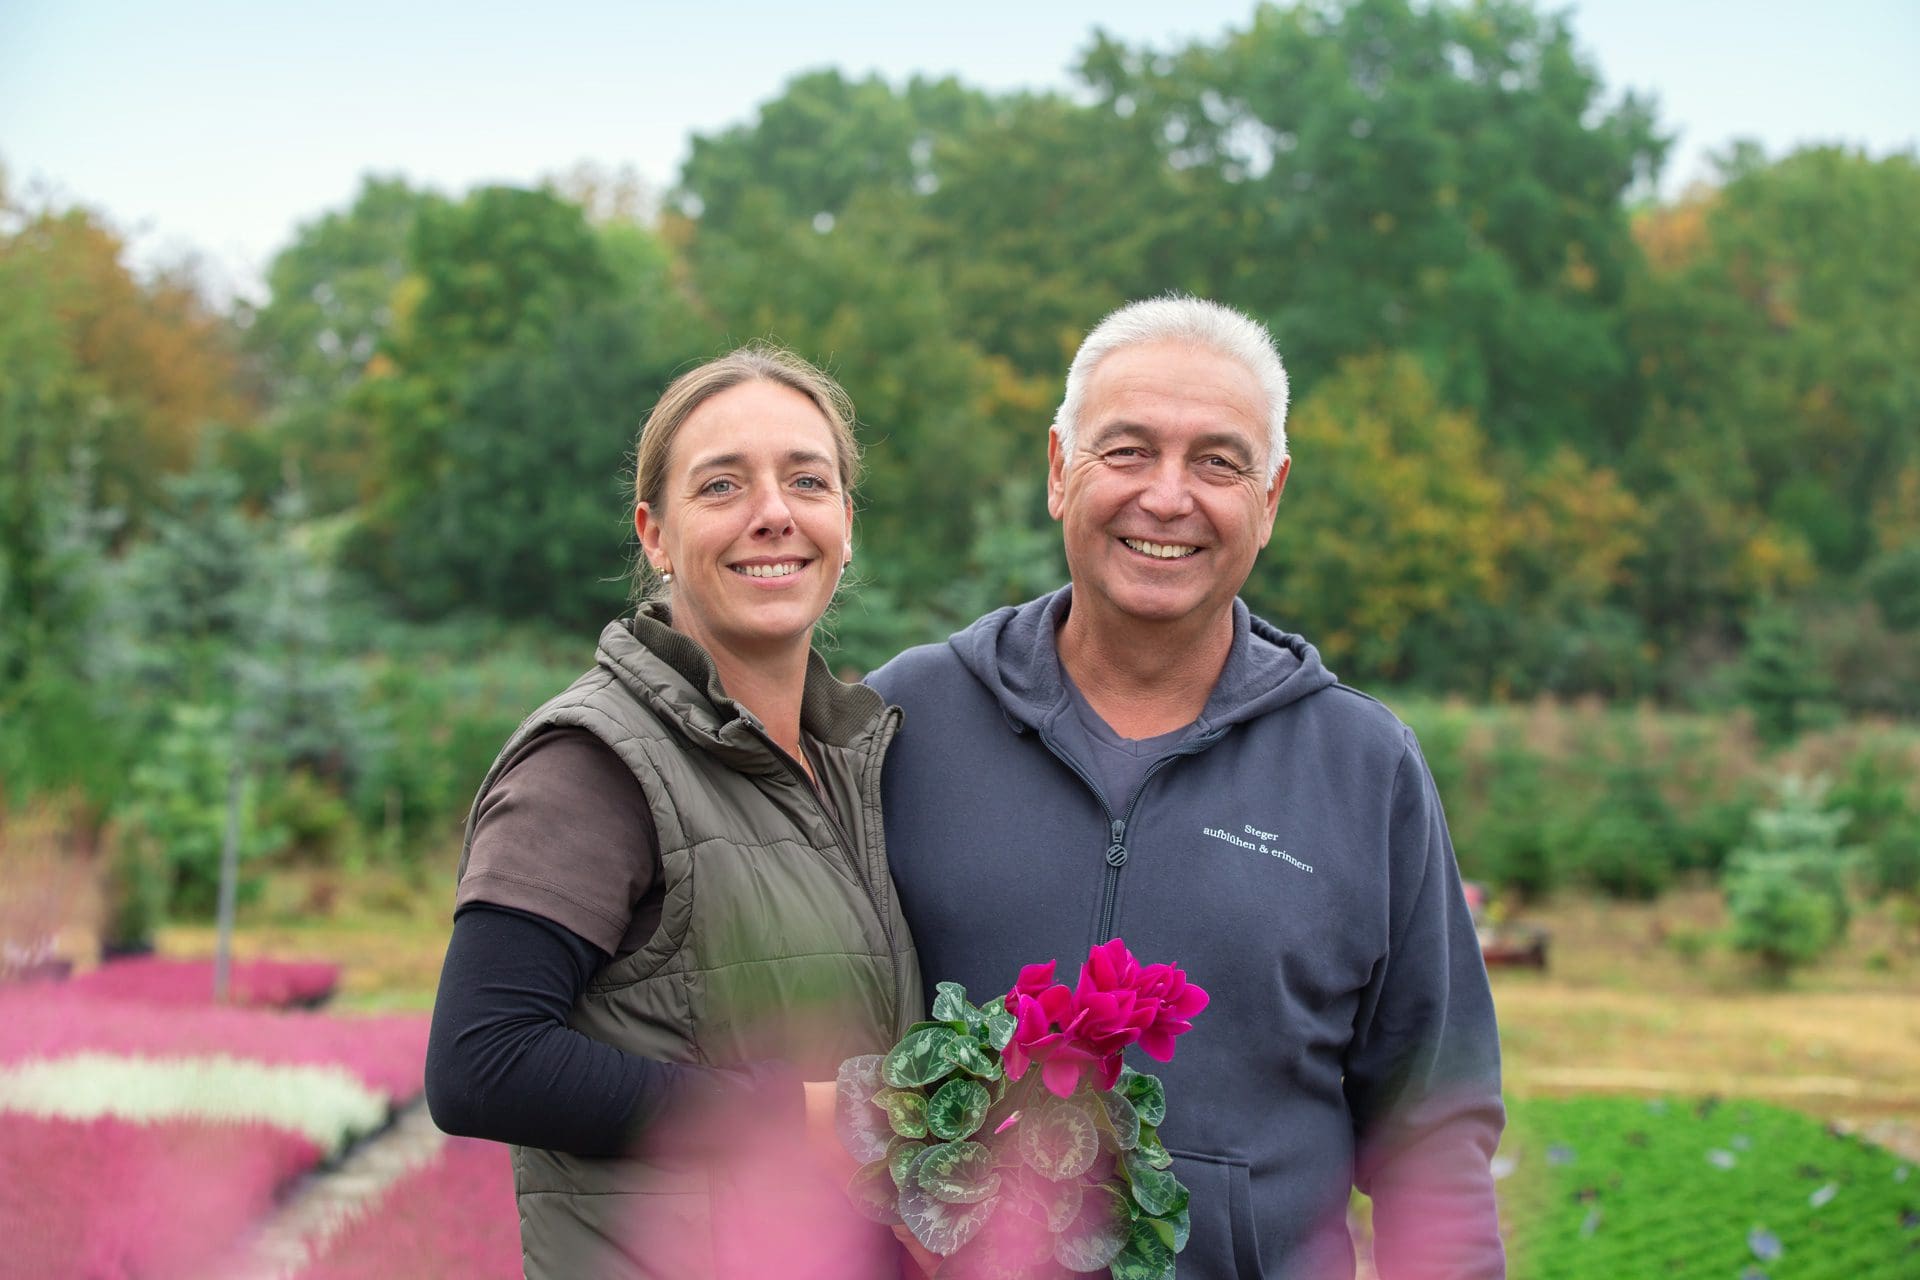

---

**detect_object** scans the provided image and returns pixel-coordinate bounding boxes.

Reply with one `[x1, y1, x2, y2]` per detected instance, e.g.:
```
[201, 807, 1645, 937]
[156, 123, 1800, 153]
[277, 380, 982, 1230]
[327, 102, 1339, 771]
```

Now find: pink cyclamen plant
[1001, 939, 1208, 1096]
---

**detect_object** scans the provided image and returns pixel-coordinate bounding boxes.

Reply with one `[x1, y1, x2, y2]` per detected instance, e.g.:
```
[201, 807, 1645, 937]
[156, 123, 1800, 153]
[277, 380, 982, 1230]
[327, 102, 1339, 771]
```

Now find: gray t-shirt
[1054, 671, 1201, 816]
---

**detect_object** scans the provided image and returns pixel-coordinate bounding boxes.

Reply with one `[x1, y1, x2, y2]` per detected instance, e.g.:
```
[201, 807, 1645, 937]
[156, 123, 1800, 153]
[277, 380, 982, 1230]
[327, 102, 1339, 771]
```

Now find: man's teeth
[733, 562, 803, 578]
[1123, 539, 1199, 559]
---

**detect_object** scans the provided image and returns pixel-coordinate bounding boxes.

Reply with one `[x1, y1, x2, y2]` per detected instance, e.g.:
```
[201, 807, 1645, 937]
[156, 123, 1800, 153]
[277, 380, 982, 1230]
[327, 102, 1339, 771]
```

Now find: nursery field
[2, 883, 1914, 1277]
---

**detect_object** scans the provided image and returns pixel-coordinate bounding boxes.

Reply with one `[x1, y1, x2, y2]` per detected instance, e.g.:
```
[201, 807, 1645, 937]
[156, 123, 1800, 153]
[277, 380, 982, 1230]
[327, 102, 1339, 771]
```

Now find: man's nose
[1137, 461, 1196, 519]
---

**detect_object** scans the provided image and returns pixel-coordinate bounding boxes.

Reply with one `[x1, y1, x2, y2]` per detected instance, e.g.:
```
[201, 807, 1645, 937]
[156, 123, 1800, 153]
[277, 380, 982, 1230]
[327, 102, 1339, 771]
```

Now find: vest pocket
[1166, 1148, 1264, 1279]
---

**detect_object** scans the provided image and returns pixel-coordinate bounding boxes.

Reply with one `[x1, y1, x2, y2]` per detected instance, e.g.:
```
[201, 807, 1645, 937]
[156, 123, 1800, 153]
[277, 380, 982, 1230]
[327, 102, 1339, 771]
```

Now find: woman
[425, 346, 922, 1279]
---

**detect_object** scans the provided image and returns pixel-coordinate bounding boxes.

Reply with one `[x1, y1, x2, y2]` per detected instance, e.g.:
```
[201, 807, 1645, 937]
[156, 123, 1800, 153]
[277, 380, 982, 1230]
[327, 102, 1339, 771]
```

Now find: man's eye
[793, 474, 828, 491]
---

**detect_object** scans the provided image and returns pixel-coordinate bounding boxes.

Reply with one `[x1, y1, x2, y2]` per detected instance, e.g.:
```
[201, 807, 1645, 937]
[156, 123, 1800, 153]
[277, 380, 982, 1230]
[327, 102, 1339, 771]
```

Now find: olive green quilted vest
[456, 608, 922, 1279]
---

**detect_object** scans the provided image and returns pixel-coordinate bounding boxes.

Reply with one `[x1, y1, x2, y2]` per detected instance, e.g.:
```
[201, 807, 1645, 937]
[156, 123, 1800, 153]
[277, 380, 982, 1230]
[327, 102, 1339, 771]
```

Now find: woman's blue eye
[703, 478, 736, 495]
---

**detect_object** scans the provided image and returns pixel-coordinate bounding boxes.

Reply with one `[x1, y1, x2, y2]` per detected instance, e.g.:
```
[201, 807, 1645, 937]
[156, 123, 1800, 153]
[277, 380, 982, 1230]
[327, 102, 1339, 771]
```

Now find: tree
[1630, 147, 1920, 577]
[1078, 0, 1666, 454]
[350, 185, 633, 613]
[238, 177, 443, 511]
[1724, 776, 1857, 983]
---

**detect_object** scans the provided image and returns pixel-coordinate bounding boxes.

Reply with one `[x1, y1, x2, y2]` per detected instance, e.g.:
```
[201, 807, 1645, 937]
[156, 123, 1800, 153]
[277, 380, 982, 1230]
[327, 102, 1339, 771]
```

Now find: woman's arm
[425, 903, 802, 1155]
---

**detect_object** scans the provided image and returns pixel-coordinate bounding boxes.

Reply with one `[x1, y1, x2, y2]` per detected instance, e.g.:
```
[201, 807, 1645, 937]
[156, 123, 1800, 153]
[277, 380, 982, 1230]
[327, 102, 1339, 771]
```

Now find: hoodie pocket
[1166, 1148, 1264, 1279]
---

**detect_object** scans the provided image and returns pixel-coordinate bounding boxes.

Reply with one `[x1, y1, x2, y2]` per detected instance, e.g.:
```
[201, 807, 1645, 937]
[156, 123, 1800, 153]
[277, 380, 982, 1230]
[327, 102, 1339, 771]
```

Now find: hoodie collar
[946, 585, 1336, 735]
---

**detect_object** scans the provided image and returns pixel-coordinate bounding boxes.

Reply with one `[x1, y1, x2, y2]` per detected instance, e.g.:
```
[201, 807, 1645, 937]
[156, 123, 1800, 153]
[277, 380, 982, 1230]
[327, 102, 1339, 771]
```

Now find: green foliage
[1724, 777, 1857, 981]
[1827, 744, 1920, 897]
[1500, 1095, 1916, 1279]
[118, 705, 278, 918]
[1081, 0, 1663, 455]
[1739, 605, 1841, 745]
[1567, 749, 1685, 901]
[1862, 542, 1920, 632]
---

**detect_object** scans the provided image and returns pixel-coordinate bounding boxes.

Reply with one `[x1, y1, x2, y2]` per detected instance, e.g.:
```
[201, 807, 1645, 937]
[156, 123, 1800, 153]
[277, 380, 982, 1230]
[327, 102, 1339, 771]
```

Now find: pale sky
[3, 0, 1914, 302]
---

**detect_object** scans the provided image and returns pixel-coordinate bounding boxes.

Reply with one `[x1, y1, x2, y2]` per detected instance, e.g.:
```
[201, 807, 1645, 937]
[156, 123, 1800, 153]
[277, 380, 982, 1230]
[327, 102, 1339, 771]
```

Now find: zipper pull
[1106, 819, 1128, 867]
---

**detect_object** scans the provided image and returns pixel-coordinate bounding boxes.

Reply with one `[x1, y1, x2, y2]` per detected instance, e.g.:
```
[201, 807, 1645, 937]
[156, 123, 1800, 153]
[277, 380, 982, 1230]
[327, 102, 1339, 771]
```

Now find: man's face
[1048, 340, 1288, 633]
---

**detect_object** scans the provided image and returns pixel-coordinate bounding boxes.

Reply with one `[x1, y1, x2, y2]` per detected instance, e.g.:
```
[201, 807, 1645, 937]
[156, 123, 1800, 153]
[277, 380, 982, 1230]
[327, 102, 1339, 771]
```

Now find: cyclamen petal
[1040, 1055, 1087, 1098]
[1013, 961, 1058, 998]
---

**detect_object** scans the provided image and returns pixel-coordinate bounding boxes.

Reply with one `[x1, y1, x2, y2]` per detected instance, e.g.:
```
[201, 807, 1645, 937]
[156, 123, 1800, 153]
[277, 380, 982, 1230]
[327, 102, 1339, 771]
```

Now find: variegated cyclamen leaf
[917, 1140, 1000, 1204]
[1097, 1088, 1140, 1151]
[931, 981, 982, 1025]
[1018, 1094, 1099, 1181]
[890, 1139, 928, 1187]
[1117, 1067, 1167, 1128]
[928, 1077, 992, 1140]
[900, 1169, 998, 1256]
[1134, 1124, 1173, 1170]
[846, 1158, 903, 1225]
[1150, 1201, 1191, 1253]
[875, 1087, 930, 1138]
[981, 999, 1017, 1052]
[884, 1026, 962, 1089]
[1111, 1214, 1177, 1279]
[835, 1054, 893, 1163]
[1015, 1162, 1084, 1232]
[1122, 1150, 1188, 1218]
[1052, 1183, 1130, 1272]
[940, 1034, 1003, 1082]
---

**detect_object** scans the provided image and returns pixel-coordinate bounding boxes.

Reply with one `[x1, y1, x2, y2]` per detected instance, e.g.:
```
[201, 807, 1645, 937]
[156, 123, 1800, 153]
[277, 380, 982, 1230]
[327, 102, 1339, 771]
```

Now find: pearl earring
[660, 570, 673, 584]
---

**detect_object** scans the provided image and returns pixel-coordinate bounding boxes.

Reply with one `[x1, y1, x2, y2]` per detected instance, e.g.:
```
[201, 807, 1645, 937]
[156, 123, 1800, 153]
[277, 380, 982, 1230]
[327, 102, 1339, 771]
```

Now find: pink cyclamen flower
[1130, 961, 1209, 1061]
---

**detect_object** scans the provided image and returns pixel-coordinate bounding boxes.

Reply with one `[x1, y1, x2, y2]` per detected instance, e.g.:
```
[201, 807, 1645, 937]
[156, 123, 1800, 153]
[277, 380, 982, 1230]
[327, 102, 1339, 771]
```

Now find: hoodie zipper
[1036, 725, 1225, 945]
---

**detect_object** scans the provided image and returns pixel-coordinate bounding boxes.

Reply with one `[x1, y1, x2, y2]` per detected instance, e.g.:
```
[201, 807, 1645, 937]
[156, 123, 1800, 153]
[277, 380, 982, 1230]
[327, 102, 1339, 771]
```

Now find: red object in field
[0, 1113, 321, 1279]
[65, 956, 341, 1009]
[1462, 880, 1550, 969]
[299, 1137, 521, 1280]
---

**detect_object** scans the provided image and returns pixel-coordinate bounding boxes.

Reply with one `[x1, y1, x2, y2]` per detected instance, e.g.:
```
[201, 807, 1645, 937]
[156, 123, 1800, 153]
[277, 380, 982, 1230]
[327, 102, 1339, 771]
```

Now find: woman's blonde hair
[631, 344, 861, 601]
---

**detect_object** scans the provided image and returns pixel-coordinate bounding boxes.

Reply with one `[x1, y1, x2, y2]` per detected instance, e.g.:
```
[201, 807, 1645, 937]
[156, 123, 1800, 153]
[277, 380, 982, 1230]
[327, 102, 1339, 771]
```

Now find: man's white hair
[1052, 294, 1290, 481]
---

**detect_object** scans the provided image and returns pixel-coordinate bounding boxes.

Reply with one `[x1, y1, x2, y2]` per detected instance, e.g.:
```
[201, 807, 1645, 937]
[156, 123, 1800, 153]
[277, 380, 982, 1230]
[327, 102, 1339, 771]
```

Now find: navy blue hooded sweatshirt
[869, 588, 1504, 1280]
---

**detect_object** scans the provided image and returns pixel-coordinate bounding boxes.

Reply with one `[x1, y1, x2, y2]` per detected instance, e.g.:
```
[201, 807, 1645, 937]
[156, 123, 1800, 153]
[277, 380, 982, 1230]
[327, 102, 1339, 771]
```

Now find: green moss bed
[1497, 1096, 1917, 1278]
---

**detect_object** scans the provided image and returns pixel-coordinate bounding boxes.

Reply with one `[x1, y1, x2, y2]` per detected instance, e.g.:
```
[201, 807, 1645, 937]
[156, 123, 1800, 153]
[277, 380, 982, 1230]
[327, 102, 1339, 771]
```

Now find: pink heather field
[62, 955, 342, 1008]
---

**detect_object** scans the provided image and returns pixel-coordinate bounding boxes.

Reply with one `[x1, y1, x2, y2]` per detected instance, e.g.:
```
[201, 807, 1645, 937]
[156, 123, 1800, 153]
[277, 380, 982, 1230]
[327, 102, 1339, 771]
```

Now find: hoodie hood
[947, 585, 1337, 736]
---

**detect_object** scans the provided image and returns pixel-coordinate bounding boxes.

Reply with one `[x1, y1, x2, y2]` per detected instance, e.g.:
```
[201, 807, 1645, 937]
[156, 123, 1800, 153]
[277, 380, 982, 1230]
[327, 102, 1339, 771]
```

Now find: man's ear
[1046, 430, 1068, 521]
[1257, 456, 1290, 548]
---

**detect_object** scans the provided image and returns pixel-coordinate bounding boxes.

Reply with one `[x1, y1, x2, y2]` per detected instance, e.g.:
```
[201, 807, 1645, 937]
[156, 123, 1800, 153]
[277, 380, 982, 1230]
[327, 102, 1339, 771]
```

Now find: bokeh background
[3, 2, 1917, 1276]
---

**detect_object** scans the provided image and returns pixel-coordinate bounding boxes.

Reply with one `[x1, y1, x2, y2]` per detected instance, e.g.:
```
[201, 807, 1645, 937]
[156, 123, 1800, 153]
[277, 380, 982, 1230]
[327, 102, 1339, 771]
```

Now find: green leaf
[888, 1139, 927, 1189]
[846, 1158, 902, 1225]
[980, 996, 1017, 1051]
[931, 981, 981, 1024]
[941, 1033, 1004, 1081]
[899, 1170, 998, 1256]
[1121, 1151, 1189, 1218]
[928, 1077, 992, 1140]
[834, 1054, 893, 1163]
[875, 1087, 930, 1139]
[1097, 1088, 1140, 1151]
[884, 1025, 962, 1089]
[1015, 1163, 1084, 1231]
[1019, 1094, 1099, 1181]
[1052, 1182, 1129, 1272]
[1134, 1125, 1173, 1170]
[1148, 1201, 1191, 1252]
[917, 1139, 1001, 1205]
[1118, 1067, 1166, 1127]
[1110, 1214, 1177, 1279]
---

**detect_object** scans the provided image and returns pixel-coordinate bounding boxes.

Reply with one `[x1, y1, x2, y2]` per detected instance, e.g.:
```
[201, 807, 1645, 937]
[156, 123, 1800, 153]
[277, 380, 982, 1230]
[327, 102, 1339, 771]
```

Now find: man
[868, 296, 1504, 1279]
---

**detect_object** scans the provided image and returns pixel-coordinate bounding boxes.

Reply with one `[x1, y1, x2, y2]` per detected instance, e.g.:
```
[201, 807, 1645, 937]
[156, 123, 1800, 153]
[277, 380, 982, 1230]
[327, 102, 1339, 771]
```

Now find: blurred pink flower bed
[298, 1137, 519, 1279]
[0, 1112, 321, 1280]
[0, 986, 429, 1101]
[64, 955, 341, 1008]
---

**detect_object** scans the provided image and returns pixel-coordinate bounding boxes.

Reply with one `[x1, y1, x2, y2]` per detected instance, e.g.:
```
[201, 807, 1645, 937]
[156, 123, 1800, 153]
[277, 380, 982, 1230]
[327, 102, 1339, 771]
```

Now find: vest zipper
[743, 720, 904, 1021]
[1036, 726, 1226, 947]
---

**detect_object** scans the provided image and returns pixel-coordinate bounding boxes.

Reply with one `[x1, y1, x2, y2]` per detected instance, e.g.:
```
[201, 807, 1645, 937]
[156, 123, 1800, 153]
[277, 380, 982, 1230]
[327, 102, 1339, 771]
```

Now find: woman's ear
[635, 503, 668, 574]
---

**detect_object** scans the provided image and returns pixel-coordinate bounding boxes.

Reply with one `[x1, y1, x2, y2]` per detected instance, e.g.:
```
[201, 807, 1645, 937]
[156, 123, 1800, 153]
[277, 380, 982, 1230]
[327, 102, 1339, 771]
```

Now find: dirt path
[222, 1100, 448, 1279]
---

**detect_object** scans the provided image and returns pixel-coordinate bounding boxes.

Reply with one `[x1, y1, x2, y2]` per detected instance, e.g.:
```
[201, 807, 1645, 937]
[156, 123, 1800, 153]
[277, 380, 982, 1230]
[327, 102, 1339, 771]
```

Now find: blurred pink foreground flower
[1000, 939, 1208, 1096]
